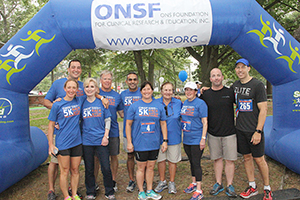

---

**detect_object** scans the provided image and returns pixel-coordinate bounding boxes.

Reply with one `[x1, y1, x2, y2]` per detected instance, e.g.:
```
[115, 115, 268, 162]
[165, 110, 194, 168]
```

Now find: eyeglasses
[164, 104, 174, 117]
[128, 78, 137, 81]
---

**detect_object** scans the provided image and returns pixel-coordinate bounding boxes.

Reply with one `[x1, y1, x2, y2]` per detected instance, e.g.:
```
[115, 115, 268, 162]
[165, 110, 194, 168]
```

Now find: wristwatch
[163, 139, 168, 143]
[255, 129, 262, 133]
[202, 136, 206, 139]
[106, 136, 109, 139]
[101, 96, 105, 100]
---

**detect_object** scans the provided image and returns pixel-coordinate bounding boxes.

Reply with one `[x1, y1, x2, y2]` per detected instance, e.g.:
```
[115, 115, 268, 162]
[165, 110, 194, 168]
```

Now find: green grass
[29, 108, 50, 133]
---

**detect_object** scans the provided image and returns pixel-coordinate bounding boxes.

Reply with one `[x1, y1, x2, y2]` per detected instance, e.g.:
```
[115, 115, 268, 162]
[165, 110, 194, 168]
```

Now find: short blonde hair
[83, 78, 99, 89]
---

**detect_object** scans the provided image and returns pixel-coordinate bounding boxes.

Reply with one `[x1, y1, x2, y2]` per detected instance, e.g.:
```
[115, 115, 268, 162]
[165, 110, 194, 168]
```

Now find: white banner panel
[91, 0, 212, 50]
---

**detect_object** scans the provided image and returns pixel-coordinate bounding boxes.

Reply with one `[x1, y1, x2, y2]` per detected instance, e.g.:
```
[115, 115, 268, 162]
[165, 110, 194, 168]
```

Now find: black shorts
[236, 129, 265, 157]
[135, 150, 159, 162]
[58, 144, 83, 157]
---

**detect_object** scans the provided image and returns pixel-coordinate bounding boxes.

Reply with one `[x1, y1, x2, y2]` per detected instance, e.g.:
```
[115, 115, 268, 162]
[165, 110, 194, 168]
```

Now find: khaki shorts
[208, 133, 237, 161]
[157, 143, 182, 163]
[50, 154, 58, 164]
[123, 137, 131, 153]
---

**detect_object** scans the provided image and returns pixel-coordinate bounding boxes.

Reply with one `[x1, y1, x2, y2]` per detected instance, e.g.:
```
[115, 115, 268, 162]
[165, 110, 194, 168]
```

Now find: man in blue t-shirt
[44, 60, 84, 200]
[120, 72, 142, 192]
[99, 70, 124, 192]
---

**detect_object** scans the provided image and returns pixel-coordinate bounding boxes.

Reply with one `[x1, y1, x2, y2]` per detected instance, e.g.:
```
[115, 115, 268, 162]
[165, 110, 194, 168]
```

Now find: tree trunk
[51, 70, 54, 84]
[133, 50, 146, 83]
[148, 51, 154, 85]
[186, 46, 220, 86]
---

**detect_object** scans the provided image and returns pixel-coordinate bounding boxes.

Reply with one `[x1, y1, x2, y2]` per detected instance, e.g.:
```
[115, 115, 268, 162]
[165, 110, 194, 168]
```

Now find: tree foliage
[104, 49, 190, 89]
[186, 0, 300, 88]
[0, 0, 48, 48]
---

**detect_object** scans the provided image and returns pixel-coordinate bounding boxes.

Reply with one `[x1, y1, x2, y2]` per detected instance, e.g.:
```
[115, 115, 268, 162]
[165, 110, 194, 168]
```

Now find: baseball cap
[184, 82, 197, 90]
[195, 81, 202, 84]
[236, 58, 249, 66]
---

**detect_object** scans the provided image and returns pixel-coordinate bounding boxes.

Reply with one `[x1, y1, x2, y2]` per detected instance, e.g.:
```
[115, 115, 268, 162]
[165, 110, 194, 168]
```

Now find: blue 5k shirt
[100, 89, 124, 138]
[158, 97, 182, 145]
[120, 88, 142, 138]
[45, 78, 85, 102]
[81, 98, 111, 146]
[181, 98, 207, 145]
[48, 98, 83, 150]
[127, 99, 167, 151]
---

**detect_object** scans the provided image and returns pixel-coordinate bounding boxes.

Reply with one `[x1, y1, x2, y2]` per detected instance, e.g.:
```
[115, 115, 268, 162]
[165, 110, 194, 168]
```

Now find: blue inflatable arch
[1, 0, 300, 193]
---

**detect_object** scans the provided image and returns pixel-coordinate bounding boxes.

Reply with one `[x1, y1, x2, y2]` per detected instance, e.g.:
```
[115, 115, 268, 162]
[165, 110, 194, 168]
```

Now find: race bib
[141, 122, 155, 134]
[181, 120, 191, 132]
[238, 99, 253, 112]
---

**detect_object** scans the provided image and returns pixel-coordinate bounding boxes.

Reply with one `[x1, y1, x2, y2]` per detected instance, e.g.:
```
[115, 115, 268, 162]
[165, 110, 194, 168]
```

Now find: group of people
[44, 58, 272, 200]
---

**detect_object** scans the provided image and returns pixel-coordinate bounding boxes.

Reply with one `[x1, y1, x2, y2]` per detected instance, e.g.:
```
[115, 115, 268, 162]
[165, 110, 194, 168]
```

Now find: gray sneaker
[105, 194, 117, 200]
[154, 180, 168, 193]
[47, 190, 56, 200]
[85, 195, 96, 200]
[126, 180, 136, 192]
[113, 180, 118, 192]
[168, 181, 177, 194]
[143, 181, 147, 190]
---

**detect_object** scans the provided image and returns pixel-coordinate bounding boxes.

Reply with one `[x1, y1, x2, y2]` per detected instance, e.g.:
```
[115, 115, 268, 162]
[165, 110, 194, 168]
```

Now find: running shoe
[190, 191, 204, 200]
[210, 182, 224, 195]
[68, 187, 83, 199]
[263, 189, 273, 200]
[105, 194, 117, 200]
[226, 185, 237, 198]
[138, 191, 147, 200]
[240, 186, 258, 199]
[85, 195, 96, 200]
[126, 180, 136, 192]
[154, 180, 168, 193]
[168, 181, 177, 194]
[146, 190, 162, 200]
[64, 196, 72, 200]
[184, 183, 197, 194]
[143, 181, 146, 190]
[47, 190, 56, 200]
[113, 180, 118, 192]
[73, 195, 81, 200]
[95, 184, 100, 191]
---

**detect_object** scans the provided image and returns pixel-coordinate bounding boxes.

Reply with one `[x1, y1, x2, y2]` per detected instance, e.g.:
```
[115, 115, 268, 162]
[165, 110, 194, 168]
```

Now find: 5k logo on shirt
[63, 105, 80, 118]
[181, 106, 194, 116]
[138, 107, 158, 117]
[124, 96, 140, 106]
[83, 107, 102, 118]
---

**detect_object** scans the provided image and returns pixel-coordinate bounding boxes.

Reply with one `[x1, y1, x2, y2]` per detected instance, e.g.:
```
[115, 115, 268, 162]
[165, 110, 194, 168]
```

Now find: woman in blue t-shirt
[81, 78, 116, 200]
[154, 82, 182, 194]
[126, 81, 168, 200]
[181, 82, 208, 200]
[47, 79, 83, 200]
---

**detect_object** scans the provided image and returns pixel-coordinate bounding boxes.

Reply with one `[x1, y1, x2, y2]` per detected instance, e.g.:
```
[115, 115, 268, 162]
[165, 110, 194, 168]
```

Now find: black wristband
[163, 139, 168, 143]
[256, 129, 262, 133]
